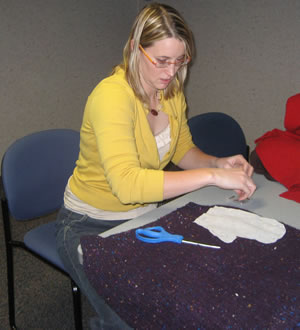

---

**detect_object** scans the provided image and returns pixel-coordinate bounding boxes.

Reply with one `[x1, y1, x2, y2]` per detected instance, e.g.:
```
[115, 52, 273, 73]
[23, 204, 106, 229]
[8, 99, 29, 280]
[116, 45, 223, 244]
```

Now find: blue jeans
[55, 206, 132, 329]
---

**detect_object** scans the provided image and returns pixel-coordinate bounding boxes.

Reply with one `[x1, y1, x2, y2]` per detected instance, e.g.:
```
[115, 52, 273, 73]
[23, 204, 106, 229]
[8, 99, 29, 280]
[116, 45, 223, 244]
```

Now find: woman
[56, 3, 256, 328]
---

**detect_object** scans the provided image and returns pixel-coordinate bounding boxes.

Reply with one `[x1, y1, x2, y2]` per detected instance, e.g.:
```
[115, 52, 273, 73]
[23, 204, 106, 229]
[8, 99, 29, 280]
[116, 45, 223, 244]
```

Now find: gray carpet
[0, 210, 95, 330]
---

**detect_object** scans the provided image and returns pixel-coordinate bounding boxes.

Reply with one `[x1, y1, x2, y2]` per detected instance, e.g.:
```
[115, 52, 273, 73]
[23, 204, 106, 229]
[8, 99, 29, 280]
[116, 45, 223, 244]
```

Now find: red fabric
[255, 93, 300, 203]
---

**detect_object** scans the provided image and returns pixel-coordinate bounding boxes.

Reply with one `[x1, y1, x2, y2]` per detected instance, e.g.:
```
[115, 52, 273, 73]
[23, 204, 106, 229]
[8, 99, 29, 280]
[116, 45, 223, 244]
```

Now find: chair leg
[70, 278, 83, 330]
[6, 245, 17, 329]
[2, 197, 17, 329]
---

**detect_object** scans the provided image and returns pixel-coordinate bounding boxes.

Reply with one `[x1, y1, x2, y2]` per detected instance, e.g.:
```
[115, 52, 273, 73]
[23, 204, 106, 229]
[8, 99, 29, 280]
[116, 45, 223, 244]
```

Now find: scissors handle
[135, 226, 183, 244]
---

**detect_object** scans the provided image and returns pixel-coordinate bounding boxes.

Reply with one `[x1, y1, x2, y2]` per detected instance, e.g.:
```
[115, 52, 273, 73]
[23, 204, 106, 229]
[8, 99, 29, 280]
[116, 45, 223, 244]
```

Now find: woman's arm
[176, 146, 218, 169]
[163, 147, 256, 201]
[178, 147, 254, 176]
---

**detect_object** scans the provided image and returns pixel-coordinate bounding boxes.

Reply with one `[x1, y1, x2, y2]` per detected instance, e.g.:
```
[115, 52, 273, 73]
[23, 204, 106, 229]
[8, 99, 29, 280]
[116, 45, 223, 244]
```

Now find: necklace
[150, 109, 159, 116]
[149, 91, 162, 116]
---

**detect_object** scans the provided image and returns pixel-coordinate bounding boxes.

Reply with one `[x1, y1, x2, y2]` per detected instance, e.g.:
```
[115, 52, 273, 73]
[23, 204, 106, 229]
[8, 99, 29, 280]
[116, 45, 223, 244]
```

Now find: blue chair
[188, 112, 249, 159]
[1, 129, 82, 329]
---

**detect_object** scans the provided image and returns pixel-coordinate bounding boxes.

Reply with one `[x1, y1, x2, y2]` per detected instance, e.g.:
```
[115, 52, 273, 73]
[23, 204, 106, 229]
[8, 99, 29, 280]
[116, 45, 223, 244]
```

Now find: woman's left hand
[215, 154, 254, 177]
[215, 155, 255, 200]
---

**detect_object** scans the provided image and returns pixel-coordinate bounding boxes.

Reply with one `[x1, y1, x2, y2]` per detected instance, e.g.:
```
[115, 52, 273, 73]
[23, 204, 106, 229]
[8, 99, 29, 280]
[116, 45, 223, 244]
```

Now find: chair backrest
[188, 112, 248, 159]
[1, 129, 80, 220]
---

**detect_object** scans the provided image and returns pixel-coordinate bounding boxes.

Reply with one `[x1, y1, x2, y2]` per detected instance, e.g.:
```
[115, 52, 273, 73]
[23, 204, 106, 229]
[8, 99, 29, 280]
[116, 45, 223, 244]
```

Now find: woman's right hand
[211, 167, 256, 200]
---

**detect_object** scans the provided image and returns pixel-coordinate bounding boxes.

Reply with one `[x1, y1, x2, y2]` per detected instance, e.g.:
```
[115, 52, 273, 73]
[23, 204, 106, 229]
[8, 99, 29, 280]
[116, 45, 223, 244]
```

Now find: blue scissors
[135, 226, 220, 249]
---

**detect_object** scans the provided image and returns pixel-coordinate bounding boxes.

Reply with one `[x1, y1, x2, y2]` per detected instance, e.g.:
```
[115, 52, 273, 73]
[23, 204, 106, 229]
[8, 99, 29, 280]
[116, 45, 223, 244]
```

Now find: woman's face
[139, 37, 186, 96]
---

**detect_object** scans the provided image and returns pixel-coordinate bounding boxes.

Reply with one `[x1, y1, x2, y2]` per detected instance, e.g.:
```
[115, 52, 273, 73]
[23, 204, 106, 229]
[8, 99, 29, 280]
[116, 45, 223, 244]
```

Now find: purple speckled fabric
[81, 202, 300, 329]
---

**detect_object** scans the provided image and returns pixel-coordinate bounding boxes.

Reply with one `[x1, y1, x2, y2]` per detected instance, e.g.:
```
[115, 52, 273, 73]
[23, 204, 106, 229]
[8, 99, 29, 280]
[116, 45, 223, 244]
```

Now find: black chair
[1, 129, 83, 330]
[188, 112, 249, 160]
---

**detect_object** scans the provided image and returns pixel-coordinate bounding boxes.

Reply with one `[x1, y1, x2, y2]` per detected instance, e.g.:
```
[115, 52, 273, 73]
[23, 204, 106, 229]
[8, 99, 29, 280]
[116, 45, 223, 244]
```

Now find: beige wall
[0, 0, 138, 160]
[153, 0, 300, 151]
[1, 0, 299, 160]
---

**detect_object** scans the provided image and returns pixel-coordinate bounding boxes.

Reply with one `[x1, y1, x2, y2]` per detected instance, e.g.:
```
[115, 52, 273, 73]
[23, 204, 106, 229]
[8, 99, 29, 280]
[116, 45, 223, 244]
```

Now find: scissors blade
[182, 239, 221, 249]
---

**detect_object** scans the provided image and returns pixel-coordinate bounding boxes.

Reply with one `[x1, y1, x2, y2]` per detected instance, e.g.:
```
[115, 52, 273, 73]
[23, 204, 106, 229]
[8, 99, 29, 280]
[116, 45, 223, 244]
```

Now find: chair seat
[24, 222, 66, 271]
[2, 129, 82, 329]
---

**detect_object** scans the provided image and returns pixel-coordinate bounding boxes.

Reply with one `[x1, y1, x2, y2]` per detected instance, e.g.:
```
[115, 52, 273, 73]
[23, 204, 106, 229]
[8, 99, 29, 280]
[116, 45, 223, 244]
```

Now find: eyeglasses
[139, 44, 190, 69]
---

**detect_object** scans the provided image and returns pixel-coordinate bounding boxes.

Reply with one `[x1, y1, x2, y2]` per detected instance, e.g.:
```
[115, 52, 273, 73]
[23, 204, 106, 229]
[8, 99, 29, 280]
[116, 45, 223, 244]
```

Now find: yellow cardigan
[70, 67, 195, 212]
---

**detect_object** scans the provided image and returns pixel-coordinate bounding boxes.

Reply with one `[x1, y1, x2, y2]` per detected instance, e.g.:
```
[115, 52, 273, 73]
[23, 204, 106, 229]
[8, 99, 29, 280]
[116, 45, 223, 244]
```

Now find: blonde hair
[118, 3, 194, 107]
